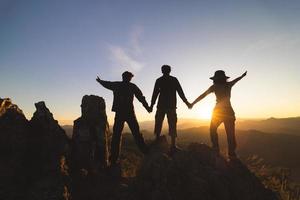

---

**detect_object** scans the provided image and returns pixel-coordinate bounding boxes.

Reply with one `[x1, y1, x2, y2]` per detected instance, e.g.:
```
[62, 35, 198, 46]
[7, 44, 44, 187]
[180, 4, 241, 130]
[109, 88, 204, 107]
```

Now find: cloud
[108, 25, 145, 73]
[109, 45, 144, 71]
[130, 25, 143, 55]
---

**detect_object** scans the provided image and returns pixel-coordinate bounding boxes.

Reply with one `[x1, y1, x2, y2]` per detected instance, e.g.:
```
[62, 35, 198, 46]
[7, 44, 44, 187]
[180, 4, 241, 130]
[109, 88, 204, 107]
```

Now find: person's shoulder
[157, 76, 164, 81]
[170, 76, 179, 83]
[129, 82, 139, 89]
[227, 81, 234, 87]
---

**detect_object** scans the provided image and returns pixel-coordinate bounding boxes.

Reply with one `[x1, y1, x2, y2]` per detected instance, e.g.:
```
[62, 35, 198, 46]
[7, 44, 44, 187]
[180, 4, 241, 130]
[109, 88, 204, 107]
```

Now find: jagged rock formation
[71, 95, 109, 174]
[0, 97, 279, 200]
[0, 98, 30, 199]
[0, 98, 23, 116]
[29, 101, 69, 174]
[134, 137, 279, 200]
[27, 101, 70, 200]
[0, 98, 70, 200]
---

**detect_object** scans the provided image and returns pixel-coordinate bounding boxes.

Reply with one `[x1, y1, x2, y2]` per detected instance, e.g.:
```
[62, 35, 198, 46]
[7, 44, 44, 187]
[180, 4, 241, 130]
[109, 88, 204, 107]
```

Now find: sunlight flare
[196, 104, 213, 119]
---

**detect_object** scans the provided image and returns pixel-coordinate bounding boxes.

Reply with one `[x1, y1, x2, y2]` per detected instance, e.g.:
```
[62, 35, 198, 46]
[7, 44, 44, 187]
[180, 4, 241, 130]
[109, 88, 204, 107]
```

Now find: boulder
[0, 98, 70, 200]
[29, 101, 70, 174]
[134, 139, 279, 200]
[71, 95, 109, 174]
[0, 98, 29, 199]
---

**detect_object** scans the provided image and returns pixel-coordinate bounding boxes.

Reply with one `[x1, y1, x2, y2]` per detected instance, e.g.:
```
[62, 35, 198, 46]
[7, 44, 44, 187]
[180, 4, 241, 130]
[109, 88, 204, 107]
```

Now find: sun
[197, 104, 213, 119]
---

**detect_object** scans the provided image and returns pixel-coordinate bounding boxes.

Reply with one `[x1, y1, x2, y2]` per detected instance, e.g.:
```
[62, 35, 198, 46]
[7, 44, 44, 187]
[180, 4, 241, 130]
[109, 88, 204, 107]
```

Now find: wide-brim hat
[210, 70, 230, 80]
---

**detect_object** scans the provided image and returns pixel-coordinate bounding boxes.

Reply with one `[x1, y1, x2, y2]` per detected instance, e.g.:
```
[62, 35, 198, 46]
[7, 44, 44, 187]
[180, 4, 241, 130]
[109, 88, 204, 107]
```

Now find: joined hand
[146, 105, 153, 113]
[186, 102, 193, 109]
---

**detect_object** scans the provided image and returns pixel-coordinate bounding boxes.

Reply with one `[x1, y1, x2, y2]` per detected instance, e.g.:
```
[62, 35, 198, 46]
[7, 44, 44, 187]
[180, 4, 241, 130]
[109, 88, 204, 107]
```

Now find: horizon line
[58, 116, 300, 126]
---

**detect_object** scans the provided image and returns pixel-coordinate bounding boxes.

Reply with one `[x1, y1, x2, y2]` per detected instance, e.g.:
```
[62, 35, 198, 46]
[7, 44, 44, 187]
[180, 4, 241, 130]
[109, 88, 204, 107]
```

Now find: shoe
[108, 162, 121, 178]
[212, 146, 220, 155]
[228, 152, 239, 161]
[169, 146, 182, 155]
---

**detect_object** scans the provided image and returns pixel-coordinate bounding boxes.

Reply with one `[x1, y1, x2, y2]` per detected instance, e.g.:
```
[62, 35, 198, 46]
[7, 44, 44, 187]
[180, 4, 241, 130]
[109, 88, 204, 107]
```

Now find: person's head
[161, 65, 171, 75]
[122, 71, 134, 82]
[210, 70, 229, 84]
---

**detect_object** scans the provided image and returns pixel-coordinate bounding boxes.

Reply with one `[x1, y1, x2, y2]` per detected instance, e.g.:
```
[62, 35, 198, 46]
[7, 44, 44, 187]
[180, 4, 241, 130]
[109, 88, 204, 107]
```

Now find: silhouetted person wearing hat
[191, 70, 247, 159]
[96, 71, 150, 166]
[150, 65, 191, 153]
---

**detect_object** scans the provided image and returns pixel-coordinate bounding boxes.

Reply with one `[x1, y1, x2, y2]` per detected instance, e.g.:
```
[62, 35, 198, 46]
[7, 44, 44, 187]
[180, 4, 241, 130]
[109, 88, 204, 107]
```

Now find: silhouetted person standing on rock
[150, 65, 191, 154]
[96, 71, 150, 166]
[191, 70, 247, 159]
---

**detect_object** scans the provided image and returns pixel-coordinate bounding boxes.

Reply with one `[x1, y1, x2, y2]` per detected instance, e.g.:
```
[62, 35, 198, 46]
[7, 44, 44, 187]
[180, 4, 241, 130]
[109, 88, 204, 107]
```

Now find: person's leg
[224, 118, 237, 158]
[167, 109, 177, 148]
[110, 113, 124, 166]
[210, 116, 223, 153]
[154, 109, 165, 141]
[127, 113, 148, 154]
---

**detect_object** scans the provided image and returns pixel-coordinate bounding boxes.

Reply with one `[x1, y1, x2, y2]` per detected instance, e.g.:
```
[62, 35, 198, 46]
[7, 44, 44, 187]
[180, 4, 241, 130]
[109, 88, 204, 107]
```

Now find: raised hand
[96, 76, 101, 83]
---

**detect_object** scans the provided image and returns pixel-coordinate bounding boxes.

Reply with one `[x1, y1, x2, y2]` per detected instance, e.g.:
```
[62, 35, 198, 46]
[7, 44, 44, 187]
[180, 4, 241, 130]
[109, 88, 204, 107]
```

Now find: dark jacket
[98, 80, 148, 113]
[151, 75, 188, 109]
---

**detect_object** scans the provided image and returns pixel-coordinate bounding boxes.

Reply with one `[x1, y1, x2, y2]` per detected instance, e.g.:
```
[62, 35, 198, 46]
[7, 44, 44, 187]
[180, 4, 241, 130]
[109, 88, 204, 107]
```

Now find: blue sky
[1, 0, 300, 124]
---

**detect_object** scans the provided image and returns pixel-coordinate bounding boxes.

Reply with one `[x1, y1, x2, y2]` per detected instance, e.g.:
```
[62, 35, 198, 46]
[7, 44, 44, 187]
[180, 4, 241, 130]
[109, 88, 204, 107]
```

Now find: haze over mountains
[63, 116, 300, 138]
[137, 117, 300, 135]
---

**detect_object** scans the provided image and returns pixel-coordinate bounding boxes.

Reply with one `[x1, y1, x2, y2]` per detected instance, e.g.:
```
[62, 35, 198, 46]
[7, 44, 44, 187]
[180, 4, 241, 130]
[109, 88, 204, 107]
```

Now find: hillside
[237, 117, 300, 135]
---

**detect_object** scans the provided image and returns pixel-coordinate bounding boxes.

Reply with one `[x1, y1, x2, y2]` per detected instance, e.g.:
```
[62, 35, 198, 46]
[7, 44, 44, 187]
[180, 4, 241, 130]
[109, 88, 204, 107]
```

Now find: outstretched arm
[229, 71, 247, 86]
[134, 85, 151, 113]
[150, 80, 160, 109]
[176, 79, 191, 107]
[96, 76, 117, 90]
[191, 86, 213, 106]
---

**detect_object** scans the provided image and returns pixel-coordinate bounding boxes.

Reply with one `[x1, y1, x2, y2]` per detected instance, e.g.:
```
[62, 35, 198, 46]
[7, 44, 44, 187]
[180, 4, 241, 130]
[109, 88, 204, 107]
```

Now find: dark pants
[154, 109, 177, 137]
[110, 112, 148, 165]
[210, 116, 236, 156]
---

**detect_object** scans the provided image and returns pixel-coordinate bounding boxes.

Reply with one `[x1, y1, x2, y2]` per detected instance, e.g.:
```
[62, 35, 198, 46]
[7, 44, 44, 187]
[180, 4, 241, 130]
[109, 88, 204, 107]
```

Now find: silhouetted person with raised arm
[150, 65, 191, 154]
[96, 71, 150, 166]
[191, 70, 247, 159]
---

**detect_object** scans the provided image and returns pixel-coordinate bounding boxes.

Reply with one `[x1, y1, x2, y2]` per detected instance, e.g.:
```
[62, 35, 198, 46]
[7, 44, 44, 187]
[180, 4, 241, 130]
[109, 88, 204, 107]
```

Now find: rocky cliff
[0, 97, 279, 200]
[134, 136, 278, 200]
[0, 98, 70, 200]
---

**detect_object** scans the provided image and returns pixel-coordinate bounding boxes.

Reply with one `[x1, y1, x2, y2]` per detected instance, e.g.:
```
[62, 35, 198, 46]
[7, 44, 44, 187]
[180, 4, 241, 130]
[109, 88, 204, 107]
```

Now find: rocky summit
[0, 98, 70, 200]
[134, 137, 279, 200]
[0, 97, 279, 200]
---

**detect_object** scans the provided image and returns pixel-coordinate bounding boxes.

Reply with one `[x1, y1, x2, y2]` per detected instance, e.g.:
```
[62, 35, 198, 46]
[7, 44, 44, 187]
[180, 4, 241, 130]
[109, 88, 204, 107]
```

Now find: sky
[1, 0, 300, 125]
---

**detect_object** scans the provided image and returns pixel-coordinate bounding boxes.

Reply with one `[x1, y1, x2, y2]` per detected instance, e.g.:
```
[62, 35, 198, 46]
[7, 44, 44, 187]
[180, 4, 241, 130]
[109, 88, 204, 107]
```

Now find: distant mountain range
[236, 117, 300, 135]
[63, 116, 300, 138]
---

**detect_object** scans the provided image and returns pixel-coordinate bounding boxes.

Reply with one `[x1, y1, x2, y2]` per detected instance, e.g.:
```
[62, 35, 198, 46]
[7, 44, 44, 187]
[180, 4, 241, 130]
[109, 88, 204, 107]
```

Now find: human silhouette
[150, 65, 191, 153]
[191, 70, 247, 159]
[96, 71, 150, 166]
